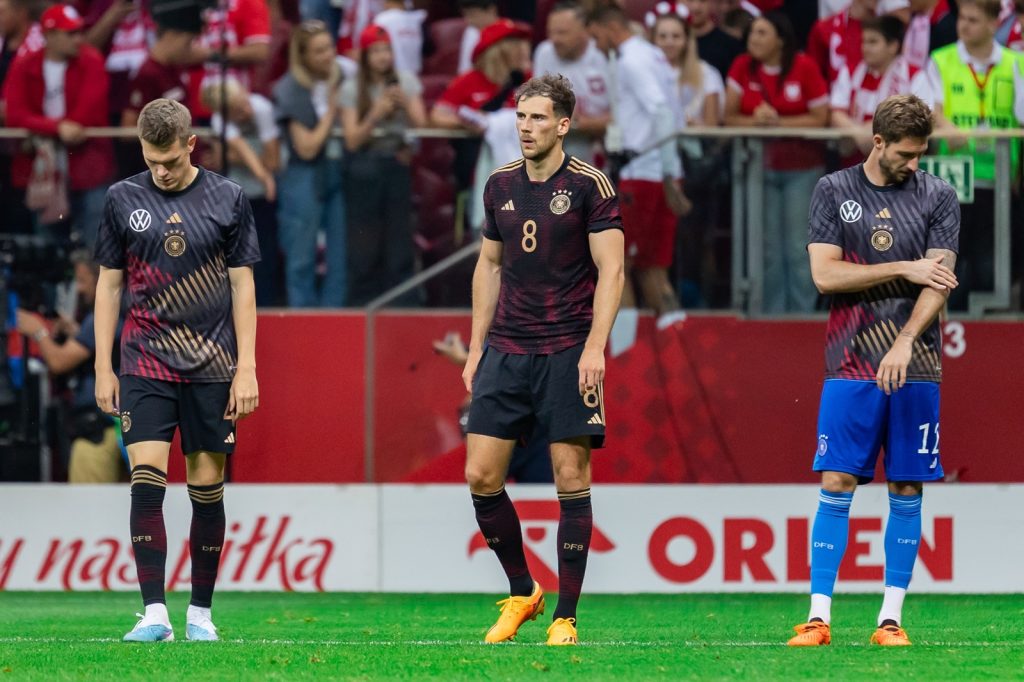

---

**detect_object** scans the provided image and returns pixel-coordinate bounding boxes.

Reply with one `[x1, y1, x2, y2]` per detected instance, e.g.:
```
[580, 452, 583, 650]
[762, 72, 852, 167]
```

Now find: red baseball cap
[471, 19, 531, 63]
[359, 24, 390, 50]
[41, 4, 85, 32]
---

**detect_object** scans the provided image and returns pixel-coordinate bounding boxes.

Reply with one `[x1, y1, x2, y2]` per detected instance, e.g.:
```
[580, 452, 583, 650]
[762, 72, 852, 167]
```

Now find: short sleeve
[273, 79, 300, 124]
[235, 0, 271, 44]
[210, 113, 241, 141]
[399, 71, 422, 97]
[909, 68, 934, 108]
[93, 191, 126, 269]
[726, 54, 748, 93]
[338, 78, 357, 109]
[585, 180, 623, 234]
[74, 314, 97, 353]
[830, 66, 853, 111]
[437, 72, 472, 110]
[225, 190, 261, 267]
[924, 58, 944, 104]
[800, 57, 829, 108]
[927, 183, 960, 254]
[481, 176, 501, 241]
[250, 95, 280, 142]
[807, 176, 842, 247]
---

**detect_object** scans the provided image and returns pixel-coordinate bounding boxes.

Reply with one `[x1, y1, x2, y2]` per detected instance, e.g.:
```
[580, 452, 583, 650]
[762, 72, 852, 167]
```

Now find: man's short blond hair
[138, 98, 192, 148]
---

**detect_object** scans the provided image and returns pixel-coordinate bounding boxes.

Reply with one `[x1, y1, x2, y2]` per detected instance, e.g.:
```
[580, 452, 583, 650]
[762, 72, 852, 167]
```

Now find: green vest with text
[931, 43, 1023, 182]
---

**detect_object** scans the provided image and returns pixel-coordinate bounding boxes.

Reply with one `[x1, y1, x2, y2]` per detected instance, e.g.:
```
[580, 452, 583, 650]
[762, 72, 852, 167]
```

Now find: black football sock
[471, 487, 534, 597]
[188, 482, 226, 609]
[130, 465, 168, 606]
[553, 489, 593, 621]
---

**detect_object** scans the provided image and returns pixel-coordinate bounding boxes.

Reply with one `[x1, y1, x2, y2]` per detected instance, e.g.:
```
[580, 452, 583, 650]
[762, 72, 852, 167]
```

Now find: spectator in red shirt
[80, 0, 153, 119]
[996, 0, 1024, 50]
[187, 0, 271, 117]
[0, 0, 40, 232]
[431, 18, 531, 130]
[724, 12, 829, 312]
[122, 23, 197, 127]
[3, 4, 113, 249]
[806, 0, 878, 83]
[831, 16, 932, 165]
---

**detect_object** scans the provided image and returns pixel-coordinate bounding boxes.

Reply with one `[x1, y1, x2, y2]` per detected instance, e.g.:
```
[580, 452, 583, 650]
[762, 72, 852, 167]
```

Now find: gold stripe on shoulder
[488, 158, 525, 177]
[568, 159, 615, 199]
[567, 158, 615, 198]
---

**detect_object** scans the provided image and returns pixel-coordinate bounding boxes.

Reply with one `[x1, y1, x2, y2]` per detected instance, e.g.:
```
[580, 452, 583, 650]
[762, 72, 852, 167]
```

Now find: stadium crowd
[1, 0, 1022, 313]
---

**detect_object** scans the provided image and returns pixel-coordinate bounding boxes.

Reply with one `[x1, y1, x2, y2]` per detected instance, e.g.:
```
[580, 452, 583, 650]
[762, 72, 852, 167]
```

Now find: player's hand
[226, 367, 259, 421]
[462, 347, 483, 393]
[578, 345, 605, 395]
[95, 369, 120, 416]
[903, 255, 958, 291]
[876, 335, 913, 395]
[663, 178, 692, 217]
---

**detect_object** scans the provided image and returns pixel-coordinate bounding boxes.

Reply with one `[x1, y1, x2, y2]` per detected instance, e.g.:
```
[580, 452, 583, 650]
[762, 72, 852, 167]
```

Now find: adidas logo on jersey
[224, 433, 235, 444]
[166, 212, 183, 224]
[588, 413, 603, 426]
[500, 200, 515, 211]
[875, 208, 892, 219]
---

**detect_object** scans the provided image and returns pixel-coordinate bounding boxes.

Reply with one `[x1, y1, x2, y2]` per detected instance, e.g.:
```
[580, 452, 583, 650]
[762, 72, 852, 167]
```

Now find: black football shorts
[118, 375, 236, 454]
[466, 343, 606, 449]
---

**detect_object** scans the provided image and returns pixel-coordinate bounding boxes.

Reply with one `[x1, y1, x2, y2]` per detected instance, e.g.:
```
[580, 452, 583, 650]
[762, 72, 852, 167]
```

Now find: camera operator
[15, 249, 124, 483]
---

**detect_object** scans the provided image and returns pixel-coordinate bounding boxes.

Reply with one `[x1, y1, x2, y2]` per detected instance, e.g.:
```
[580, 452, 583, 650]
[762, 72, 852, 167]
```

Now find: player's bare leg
[789, 471, 857, 646]
[871, 479, 923, 646]
[184, 451, 228, 642]
[547, 437, 592, 646]
[124, 441, 173, 642]
[466, 434, 542, 643]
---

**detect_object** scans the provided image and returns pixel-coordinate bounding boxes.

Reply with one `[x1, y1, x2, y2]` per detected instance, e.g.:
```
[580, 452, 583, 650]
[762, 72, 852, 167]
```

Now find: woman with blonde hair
[648, 3, 723, 126]
[272, 20, 352, 307]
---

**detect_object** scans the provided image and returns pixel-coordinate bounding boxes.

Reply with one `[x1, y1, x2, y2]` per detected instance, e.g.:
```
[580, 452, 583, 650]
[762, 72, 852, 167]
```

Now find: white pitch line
[0, 637, 1017, 649]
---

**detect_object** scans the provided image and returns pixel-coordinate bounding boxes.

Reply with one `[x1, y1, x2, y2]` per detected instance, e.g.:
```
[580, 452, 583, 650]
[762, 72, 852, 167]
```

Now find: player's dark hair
[862, 16, 906, 49]
[138, 98, 192, 148]
[587, 5, 629, 27]
[958, 0, 1001, 19]
[746, 12, 797, 84]
[516, 73, 576, 120]
[872, 94, 933, 143]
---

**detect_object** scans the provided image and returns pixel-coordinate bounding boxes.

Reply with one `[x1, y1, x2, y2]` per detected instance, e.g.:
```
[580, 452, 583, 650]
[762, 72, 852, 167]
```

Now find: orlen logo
[468, 500, 615, 591]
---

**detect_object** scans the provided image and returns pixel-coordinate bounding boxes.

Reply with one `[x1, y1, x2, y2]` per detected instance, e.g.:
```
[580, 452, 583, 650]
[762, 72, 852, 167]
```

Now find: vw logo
[839, 200, 862, 223]
[129, 209, 152, 232]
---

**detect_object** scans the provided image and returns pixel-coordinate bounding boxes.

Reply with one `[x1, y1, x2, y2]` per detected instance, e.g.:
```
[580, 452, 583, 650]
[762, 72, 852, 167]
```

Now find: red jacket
[3, 44, 114, 190]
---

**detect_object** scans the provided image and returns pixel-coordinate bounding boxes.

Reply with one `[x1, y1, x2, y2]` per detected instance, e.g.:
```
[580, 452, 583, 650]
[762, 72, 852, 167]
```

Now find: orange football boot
[546, 618, 578, 646]
[787, 621, 831, 646]
[871, 624, 911, 646]
[484, 581, 545, 643]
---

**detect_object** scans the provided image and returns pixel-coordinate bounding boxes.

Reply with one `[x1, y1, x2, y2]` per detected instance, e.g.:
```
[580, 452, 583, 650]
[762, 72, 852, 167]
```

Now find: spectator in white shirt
[533, 1, 610, 164]
[457, 0, 498, 75]
[373, 0, 426, 74]
[649, 2, 724, 126]
[588, 5, 689, 329]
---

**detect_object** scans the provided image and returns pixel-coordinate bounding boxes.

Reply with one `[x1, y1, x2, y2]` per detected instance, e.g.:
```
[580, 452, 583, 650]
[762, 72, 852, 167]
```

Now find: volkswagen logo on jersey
[550, 189, 572, 215]
[839, 200, 862, 223]
[871, 229, 894, 251]
[129, 209, 152, 232]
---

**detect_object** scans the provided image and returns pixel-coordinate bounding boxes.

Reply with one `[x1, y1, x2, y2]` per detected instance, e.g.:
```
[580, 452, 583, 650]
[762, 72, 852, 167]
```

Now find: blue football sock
[884, 493, 923, 589]
[809, 489, 853, 598]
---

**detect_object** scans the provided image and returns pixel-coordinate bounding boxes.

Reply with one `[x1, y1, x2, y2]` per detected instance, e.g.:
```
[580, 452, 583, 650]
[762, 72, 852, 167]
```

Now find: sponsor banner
[1, 485, 1022, 592]
[0, 485, 379, 592]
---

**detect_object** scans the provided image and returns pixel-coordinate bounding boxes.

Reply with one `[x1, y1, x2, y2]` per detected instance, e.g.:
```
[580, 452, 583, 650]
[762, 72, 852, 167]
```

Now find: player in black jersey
[93, 98, 260, 642]
[462, 74, 624, 646]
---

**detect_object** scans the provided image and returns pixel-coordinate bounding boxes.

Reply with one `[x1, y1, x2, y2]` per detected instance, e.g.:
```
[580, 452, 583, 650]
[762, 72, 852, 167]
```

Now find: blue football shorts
[812, 379, 943, 483]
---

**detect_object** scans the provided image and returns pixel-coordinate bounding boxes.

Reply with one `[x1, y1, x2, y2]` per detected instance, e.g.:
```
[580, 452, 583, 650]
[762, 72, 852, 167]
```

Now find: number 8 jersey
[482, 154, 623, 355]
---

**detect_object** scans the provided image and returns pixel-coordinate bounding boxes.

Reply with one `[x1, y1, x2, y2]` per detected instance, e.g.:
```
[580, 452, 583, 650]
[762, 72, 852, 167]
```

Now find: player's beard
[879, 154, 910, 185]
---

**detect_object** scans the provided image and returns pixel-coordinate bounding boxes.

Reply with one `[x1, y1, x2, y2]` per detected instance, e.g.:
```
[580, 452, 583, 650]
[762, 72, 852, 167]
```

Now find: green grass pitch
[0, 593, 1020, 680]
